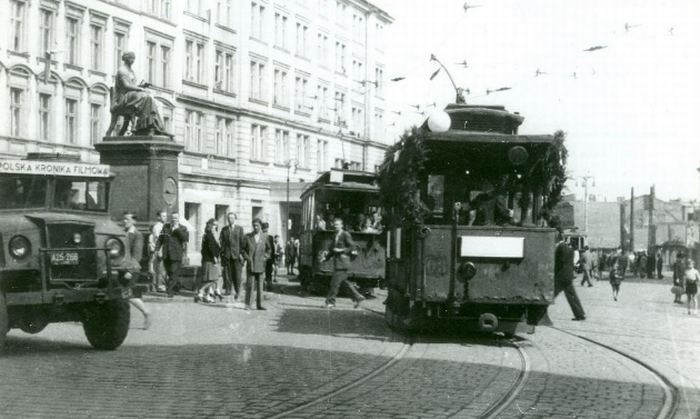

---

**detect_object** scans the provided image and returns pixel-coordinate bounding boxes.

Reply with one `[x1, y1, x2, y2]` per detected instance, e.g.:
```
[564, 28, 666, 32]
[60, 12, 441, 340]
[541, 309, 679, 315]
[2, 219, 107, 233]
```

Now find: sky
[373, 0, 700, 202]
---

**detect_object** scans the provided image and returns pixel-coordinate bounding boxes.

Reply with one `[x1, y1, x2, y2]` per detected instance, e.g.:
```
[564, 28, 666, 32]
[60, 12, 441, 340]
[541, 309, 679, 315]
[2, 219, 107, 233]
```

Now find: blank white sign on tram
[460, 236, 525, 258]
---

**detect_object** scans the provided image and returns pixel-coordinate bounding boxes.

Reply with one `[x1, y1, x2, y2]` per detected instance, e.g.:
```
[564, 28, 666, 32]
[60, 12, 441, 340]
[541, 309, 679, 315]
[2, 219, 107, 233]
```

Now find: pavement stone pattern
[1, 273, 698, 418]
[548, 273, 700, 419]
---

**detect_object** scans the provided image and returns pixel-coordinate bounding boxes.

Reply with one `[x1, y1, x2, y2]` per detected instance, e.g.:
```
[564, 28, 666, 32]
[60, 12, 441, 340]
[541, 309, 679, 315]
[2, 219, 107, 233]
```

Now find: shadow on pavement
[274, 307, 402, 342]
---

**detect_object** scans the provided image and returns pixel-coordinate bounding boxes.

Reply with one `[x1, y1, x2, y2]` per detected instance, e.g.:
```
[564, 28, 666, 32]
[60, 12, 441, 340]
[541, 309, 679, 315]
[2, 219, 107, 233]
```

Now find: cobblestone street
[0, 275, 698, 418]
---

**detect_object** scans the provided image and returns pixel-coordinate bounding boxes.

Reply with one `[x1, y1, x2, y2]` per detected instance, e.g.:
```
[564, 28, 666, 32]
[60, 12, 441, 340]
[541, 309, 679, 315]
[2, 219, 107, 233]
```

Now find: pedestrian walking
[273, 235, 283, 282]
[157, 212, 189, 298]
[196, 219, 222, 303]
[656, 252, 664, 279]
[672, 253, 685, 304]
[683, 258, 699, 315]
[242, 218, 271, 311]
[554, 230, 586, 320]
[609, 254, 623, 301]
[262, 222, 275, 291]
[323, 218, 365, 309]
[148, 210, 168, 292]
[122, 212, 151, 330]
[220, 212, 245, 300]
[285, 237, 297, 275]
[646, 250, 656, 280]
[580, 246, 594, 287]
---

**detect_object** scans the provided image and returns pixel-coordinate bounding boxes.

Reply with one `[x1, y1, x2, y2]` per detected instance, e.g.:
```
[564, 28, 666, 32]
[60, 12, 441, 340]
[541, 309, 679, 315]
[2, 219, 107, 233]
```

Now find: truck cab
[0, 153, 132, 350]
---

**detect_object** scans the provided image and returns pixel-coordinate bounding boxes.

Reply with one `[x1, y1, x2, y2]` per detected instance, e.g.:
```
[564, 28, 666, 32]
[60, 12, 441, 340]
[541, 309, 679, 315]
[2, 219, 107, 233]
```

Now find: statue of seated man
[107, 51, 172, 138]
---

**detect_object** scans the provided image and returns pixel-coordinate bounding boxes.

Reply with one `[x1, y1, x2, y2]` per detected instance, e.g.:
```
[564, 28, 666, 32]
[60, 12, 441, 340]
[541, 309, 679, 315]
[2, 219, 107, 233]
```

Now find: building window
[215, 49, 235, 93]
[90, 24, 103, 71]
[147, 41, 156, 84]
[114, 31, 128, 72]
[375, 66, 384, 97]
[90, 103, 102, 144]
[274, 13, 288, 49]
[352, 14, 364, 42]
[296, 134, 309, 167]
[273, 68, 288, 107]
[185, 39, 205, 84]
[351, 106, 363, 134]
[39, 8, 55, 54]
[275, 129, 290, 164]
[352, 59, 364, 82]
[295, 75, 309, 112]
[295, 22, 308, 57]
[374, 109, 384, 139]
[65, 98, 78, 144]
[335, 41, 346, 74]
[66, 17, 81, 65]
[185, 110, 204, 152]
[160, 45, 171, 87]
[334, 91, 346, 125]
[217, 0, 233, 27]
[39, 93, 51, 141]
[317, 33, 329, 66]
[316, 84, 329, 120]
[10, 88, 23, 137]
[10, 0, 25, 52]
[375, 23, 385, 49]
[316, 139, 327, 171]
[148, 0, 172, 19]
[249, 59, 266, 101]
[184, 202, 201, 251]
[251, 2, 266, 41]
[250, 124, 267, 161]
[216, 117, 234, 157]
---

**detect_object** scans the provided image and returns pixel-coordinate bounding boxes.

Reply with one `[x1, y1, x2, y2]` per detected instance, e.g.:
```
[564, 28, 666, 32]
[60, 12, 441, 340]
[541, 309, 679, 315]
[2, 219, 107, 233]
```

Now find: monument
[94, 51, 183, 224]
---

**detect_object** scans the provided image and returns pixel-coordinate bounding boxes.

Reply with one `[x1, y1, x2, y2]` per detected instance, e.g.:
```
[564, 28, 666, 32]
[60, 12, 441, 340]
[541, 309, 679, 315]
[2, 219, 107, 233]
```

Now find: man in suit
[157, 212, 189, 298]
[262, 222, 275, 291]
[219, 212, 245, 299]
[242, 218, 271, 310]
[285, 237, 297, 275]
[554, 231, 586, 320]
[324, 217, 365, 308]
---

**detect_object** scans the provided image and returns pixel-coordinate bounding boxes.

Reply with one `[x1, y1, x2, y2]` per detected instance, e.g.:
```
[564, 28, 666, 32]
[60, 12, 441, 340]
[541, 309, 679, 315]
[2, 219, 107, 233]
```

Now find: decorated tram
[380, 103, 567, 336]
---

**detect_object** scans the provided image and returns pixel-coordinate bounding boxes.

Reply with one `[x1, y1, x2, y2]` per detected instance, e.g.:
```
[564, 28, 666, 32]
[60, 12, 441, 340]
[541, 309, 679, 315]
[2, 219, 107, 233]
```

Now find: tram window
[426, 174, 445, 214]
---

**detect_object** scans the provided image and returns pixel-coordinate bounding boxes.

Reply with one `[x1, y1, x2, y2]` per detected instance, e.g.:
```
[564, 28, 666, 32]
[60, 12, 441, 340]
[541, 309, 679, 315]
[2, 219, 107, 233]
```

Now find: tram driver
[468, 176, 514, 226]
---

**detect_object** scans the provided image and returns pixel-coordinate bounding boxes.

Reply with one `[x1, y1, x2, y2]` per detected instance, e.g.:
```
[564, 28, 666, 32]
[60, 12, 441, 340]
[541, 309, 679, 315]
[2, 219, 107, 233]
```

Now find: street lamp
[576, 174, 596, 234]
[285, 159, 298, 237]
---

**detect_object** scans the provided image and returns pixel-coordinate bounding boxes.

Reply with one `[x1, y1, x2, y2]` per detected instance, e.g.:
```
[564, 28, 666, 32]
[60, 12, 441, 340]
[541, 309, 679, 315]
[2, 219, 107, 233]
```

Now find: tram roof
[301, 169, 379, 198]
[426, 131, 554, 145]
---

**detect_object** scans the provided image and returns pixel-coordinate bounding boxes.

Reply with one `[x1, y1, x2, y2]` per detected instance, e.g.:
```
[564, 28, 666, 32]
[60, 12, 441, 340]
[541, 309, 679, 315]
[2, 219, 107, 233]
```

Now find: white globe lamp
[427, 110, 451, 133]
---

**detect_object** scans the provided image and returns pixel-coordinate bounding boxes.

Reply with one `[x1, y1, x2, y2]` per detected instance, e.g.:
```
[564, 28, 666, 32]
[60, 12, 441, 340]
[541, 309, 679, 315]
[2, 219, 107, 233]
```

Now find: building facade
[0, 0, 393, 260]
[553, 198, 621, 249]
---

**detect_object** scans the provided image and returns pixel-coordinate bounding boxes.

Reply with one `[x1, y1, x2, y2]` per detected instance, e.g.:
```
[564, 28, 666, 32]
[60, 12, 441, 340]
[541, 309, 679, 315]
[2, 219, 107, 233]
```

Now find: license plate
[51, 251, 79, 265]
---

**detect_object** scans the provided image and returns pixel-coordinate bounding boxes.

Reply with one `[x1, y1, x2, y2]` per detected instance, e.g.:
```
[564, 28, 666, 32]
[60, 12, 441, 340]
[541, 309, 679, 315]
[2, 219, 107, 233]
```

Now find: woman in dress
[683, 258, 699, 315]
[196, 219, 222, 303]
[122, 212, 151, 329]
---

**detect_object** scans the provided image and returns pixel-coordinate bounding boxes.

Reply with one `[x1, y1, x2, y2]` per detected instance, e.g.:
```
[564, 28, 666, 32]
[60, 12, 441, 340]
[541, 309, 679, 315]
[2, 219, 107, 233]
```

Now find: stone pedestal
[94, 136, 184, 224]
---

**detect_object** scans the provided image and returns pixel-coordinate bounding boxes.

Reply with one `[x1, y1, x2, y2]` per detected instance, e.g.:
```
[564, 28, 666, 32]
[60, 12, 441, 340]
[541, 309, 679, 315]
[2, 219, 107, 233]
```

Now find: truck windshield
[53, 179, 108, 211]
[0, 175, 48, 209]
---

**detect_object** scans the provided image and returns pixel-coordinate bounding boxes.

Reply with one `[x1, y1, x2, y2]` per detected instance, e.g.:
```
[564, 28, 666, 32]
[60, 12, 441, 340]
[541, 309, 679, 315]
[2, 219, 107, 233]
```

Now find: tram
[380, 103, 567, 336]
[297, 170, 386, 295]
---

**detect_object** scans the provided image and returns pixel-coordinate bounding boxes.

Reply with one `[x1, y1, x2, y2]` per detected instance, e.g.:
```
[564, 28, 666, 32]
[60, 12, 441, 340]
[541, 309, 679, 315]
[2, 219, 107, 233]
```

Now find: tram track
[476, 339, 531, 419]
[551, 327, 681, 419]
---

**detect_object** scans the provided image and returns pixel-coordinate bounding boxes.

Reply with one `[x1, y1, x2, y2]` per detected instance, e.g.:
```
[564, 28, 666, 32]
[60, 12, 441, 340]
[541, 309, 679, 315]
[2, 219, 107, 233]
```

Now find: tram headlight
[9, 235, 31, 259]
[105, 237, 125, 259]
[458, 261, 477, 281]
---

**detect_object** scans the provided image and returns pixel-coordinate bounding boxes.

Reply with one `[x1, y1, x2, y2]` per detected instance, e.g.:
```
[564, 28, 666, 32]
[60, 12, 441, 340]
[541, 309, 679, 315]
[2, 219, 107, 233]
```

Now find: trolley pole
[629, 187, 635, 252]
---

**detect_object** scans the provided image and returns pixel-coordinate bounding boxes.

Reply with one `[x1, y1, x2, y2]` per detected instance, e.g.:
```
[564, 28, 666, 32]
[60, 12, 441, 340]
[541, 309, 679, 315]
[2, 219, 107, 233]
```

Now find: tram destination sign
[0, 159, 111, 178]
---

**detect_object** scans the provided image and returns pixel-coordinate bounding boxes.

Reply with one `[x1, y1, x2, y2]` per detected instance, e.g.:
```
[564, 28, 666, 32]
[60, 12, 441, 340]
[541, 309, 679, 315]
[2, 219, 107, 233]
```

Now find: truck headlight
[9, 235, 32, 259]
[105, 237, 124, 259]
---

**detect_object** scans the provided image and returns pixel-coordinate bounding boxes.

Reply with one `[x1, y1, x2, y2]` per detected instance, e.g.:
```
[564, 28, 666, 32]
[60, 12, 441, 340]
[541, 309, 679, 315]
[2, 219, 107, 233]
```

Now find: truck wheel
[18, 316, 48, 334]
[82, 300, 130, 350]
[0, 293, 8, 349]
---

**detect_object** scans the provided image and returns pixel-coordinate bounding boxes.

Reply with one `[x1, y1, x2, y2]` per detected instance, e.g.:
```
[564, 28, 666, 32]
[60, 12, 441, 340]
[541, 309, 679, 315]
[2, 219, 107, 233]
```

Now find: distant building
[553, 199, 621, 249]
[621, 195, 699, 250]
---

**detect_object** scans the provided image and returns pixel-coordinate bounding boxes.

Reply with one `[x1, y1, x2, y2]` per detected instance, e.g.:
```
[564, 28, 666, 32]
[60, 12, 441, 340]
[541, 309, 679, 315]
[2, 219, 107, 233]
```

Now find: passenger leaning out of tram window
[468, 176, 514, 226]
[315, 214, 327, 230]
